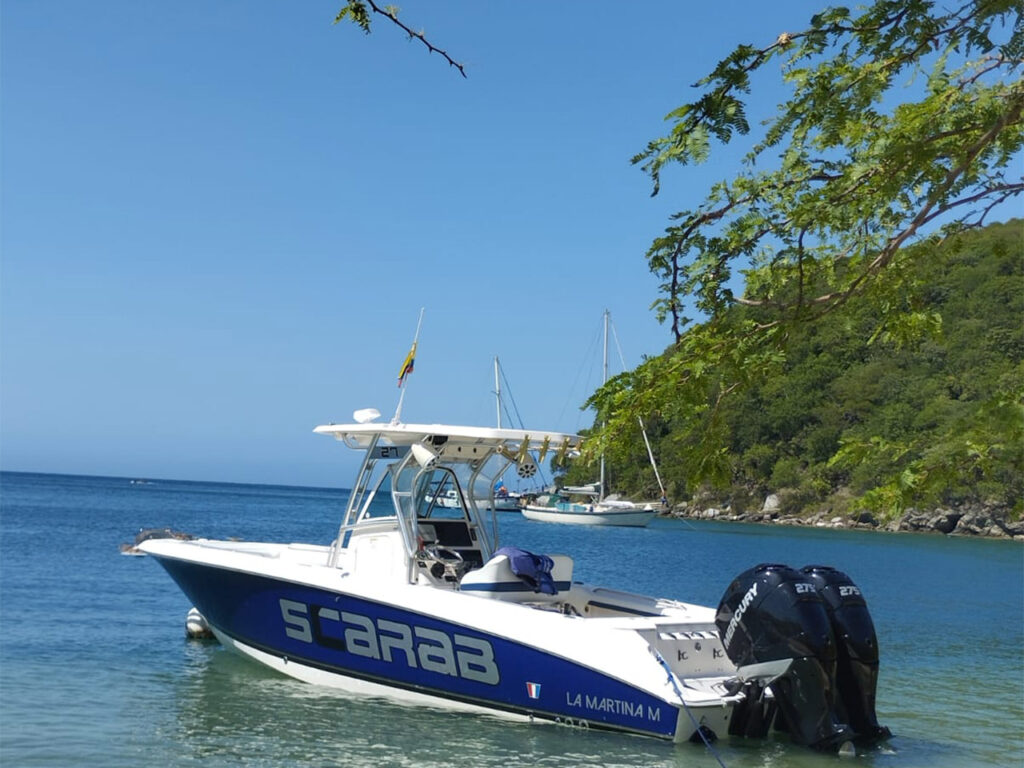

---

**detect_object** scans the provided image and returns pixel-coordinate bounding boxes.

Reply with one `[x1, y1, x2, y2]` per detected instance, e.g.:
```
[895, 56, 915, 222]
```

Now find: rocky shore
[664, 495, 1024, 540]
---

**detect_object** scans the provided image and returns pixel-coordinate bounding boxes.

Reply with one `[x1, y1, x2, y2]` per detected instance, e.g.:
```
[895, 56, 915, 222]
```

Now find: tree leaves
[588, 220, 1022, 519]
[634, 0, 1022, 338]
[592, 1, 1023, 511]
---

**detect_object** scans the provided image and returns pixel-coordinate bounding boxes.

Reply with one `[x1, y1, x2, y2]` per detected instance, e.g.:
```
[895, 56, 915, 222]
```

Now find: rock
[952, 511, 992, 536]
[668, 494, 1019, 539]
[922, 508, 959, 533]
[854, 510, 878, 526]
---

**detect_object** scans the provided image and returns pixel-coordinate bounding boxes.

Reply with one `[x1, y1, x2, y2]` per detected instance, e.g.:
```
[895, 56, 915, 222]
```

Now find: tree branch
[336, 1, 466, 77]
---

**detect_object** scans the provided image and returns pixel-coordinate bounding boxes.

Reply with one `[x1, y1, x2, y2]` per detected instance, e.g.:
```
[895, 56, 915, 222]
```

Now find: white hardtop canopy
[316, 419, 582, 572]
[313, 421, 581, 453]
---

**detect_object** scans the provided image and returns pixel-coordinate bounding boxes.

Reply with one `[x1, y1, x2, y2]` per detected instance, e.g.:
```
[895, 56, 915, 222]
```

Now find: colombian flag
[397, 342, 417, 387]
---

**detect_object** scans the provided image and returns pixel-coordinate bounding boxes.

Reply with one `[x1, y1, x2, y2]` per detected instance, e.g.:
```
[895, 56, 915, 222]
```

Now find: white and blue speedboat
[140, 414, 889, 751]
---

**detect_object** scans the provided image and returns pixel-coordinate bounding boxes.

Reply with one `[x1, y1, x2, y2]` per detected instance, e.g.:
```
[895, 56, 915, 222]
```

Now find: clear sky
[2, 1, 830, 487]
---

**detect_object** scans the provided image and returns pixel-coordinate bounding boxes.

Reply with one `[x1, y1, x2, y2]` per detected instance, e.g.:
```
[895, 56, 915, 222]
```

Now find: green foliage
[589, 220, 1023, 519]
[635, 0, 1022, 338]
[334, 1, 372, 32]
[591, 0, 1022, 518]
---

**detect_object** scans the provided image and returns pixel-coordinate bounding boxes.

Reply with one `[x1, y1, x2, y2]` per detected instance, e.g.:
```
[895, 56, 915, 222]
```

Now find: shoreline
[662, 501, 1024, 541]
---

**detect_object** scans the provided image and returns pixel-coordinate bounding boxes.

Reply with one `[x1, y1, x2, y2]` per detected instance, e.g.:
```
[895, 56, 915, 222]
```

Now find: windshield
[416, 468, 468, 520]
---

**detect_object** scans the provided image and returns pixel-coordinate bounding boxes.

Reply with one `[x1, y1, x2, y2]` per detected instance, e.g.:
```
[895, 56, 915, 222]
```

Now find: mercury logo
[723, 582, 758, 648]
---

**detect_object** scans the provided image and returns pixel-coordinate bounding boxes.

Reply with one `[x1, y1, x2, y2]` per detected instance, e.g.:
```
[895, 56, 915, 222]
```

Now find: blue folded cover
[494, 546, 557, 595]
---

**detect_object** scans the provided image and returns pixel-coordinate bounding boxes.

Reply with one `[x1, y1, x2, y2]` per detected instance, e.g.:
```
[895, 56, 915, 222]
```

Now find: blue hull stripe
[153, 556, 678, 739]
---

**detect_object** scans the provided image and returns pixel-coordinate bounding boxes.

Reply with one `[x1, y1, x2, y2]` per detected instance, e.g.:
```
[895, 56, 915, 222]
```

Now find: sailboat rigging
[522, 310, 664, 527]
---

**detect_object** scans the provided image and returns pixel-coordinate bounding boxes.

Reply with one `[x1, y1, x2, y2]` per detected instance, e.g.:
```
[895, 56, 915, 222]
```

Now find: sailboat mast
[599, 309, 608, 501]
[494, 356, 502, 429]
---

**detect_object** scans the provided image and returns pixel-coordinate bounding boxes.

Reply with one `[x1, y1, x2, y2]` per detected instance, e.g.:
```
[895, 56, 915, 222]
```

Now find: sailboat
[484, 357, 526, 511]
[522, 311, 665, 527]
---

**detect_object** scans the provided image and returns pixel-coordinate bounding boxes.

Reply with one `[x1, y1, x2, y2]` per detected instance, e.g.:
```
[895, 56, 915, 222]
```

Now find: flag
[397, 342, 417, 387]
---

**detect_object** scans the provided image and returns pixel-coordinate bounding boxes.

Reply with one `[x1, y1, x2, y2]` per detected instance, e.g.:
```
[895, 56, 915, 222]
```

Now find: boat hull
[150, 554, 698, 741]
[521, 505, 656, 527]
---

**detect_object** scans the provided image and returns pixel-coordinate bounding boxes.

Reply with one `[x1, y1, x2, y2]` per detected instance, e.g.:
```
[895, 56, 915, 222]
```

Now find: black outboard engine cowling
[801, 566, 891, 743]
[716, 564, 854, 751]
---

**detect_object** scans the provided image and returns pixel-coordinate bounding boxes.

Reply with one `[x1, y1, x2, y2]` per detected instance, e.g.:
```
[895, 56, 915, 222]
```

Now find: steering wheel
[417, 544, 466, 581]
[420, 544, 464, 566]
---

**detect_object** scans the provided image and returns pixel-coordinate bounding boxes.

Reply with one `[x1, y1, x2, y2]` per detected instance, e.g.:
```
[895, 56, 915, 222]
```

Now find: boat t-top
[138, 412, 889, 752]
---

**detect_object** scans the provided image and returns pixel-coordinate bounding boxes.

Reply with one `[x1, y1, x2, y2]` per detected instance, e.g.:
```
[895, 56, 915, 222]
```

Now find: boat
[521, 490, 657, 527]
[523, 310, 664, 527]
[427, 480, 520, 512]
[138, 414, 889, 751]
[425, 487, 461, 508]
[489, 480, 521, 511]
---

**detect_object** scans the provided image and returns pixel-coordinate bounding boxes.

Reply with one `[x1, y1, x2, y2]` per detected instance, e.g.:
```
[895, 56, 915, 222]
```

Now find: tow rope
[651, 647, 729, 768]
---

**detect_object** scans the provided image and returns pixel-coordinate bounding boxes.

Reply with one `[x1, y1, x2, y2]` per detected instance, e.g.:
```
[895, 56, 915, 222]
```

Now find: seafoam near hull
[146, 546, 720, 742]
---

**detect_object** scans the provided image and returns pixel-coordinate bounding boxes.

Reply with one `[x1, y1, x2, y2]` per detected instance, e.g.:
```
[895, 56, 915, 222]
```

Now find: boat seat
[460, 553, 573, 602]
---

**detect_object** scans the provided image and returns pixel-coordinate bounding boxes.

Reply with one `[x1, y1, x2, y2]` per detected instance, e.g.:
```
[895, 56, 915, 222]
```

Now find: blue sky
[2, 1, 833, 486]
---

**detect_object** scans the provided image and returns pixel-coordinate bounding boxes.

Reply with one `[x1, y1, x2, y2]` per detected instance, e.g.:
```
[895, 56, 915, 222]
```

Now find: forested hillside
[564, 220, 1023, 521]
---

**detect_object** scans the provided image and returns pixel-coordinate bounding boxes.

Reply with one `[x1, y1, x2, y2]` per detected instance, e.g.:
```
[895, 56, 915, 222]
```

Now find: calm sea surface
[1, 471, 1021, 768]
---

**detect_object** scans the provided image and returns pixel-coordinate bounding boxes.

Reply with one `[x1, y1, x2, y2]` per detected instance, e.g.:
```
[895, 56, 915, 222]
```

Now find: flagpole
[392, 307, 425, 424]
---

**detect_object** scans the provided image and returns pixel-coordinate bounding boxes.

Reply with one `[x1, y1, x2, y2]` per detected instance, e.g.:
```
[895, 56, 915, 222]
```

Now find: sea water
[1, 471, 1021, 768]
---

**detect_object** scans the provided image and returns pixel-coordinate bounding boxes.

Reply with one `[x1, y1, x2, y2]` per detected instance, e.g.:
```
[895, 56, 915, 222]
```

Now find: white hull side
[214, 627, 731, 742]
[214, 629, 530, 721]
[144, 538, 738, 742]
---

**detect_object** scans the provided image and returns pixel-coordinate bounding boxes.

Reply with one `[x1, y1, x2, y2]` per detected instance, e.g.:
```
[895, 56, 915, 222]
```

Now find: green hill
[565, 219, 1023, 522]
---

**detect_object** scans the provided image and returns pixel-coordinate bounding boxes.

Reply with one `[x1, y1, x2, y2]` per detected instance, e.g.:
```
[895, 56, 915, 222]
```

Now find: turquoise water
[1, 471, 1021, 767]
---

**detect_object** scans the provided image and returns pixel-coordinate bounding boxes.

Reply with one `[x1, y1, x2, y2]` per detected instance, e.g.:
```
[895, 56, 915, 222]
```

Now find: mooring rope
[651, 647, 729, 768]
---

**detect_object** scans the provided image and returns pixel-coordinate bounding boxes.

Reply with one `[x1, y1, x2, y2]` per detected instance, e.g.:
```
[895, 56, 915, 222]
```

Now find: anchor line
[651, 648, 729, 768]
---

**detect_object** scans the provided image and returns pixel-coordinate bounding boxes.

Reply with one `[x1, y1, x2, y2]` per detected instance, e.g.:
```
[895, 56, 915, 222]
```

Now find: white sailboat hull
[521, 504, 656, 527]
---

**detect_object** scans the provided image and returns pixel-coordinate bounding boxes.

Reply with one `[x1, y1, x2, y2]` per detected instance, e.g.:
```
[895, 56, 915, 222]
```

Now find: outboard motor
[716, 564, 854, 751]
[801, 566, 890, 744]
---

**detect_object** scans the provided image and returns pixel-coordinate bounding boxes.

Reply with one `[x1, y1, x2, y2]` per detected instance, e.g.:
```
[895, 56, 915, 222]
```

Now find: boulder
[854, 510, 878, 526]
[952, 511, 995, 536]
[928, 508, 963, 534]
[899, 509, 935, 532]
